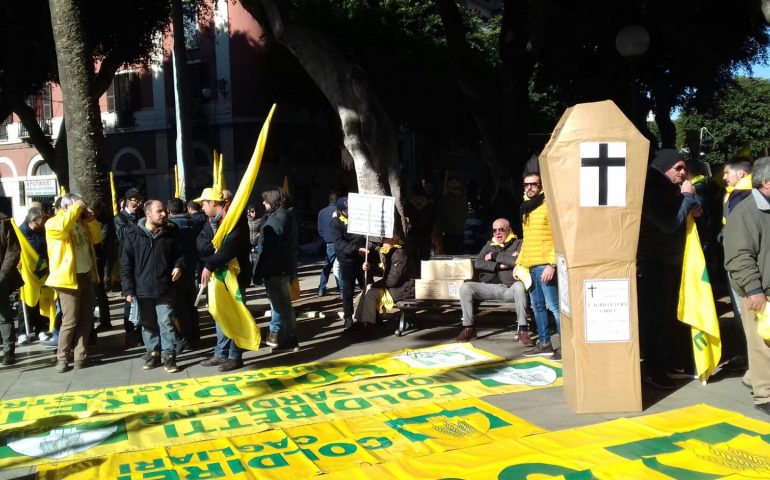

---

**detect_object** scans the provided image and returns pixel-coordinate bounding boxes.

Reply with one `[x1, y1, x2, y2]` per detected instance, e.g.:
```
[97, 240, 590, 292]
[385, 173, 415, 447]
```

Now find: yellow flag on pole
[59, 185, 66, 197]
[208, 104, 276, 351]
[109, 172, 118, 216]
[217, 153, 225, 191]
[212, 150, 219, 189]
[11, 222, 57, 329]
[173, 165, 181, 199]
[677, 215, 721, 383]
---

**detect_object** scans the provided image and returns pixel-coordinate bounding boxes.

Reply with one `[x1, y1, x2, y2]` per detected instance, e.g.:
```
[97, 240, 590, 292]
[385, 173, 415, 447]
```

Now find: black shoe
[200, 356, 227, 367]
[666, 368, 697, 380]
[218, 359, 243, 372]
[2, 352, 15, 366]
[95, 322, 113, 333]
[164, 355, 181, 373]
[318, 288, 326, 297]
[265, 332, 278, 347]
[143, 353, 161, 370]
[643, 371, 676, 390]
[552, 348, 562, 361]
[756, 403, 770, 415]
[523, 342, 554, 357]
[272, 337, 300, 353]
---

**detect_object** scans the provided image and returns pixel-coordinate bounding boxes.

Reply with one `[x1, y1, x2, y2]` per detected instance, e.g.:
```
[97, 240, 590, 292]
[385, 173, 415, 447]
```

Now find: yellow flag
[10, 222, 57, 330]
[212, 149, 219, 189]
[217, 153, 225, 191]
[109, 172, 118, 216]
[173, 165, 180, 199]
[59, 185, 66, 196]
[208, 104, 276, 351]
[677, 215, 721, 383]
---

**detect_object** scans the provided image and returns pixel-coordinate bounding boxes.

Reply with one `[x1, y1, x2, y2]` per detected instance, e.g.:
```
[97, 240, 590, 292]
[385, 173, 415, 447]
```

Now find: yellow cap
[193, 187, 224, 203]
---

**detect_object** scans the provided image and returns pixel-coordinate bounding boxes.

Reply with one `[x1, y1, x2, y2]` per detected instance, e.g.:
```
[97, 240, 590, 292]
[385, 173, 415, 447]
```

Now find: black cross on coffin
[581, 143, 625, 206]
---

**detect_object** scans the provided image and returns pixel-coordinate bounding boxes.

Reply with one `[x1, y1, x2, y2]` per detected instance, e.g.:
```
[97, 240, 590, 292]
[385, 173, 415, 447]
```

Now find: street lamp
[615, 25, 650, 130]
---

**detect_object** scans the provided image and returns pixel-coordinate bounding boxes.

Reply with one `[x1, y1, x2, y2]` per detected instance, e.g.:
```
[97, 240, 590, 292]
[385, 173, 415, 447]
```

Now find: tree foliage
[676, 77, 770, 164]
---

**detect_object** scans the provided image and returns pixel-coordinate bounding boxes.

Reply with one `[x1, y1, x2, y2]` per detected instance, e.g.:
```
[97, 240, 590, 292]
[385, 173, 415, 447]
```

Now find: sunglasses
[523, 182, 541, 188]
[492, 227, 509, 233]
[672, 165, 686, 172]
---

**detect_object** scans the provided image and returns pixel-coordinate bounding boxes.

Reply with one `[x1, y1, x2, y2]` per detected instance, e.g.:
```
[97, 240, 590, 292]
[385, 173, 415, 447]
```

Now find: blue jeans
[214, 322, 242, 361]
[138, 298, 180, 360]
[318, 243, 338, 291]
[529, 265, 560, 345]
[264, 275, 297, 344]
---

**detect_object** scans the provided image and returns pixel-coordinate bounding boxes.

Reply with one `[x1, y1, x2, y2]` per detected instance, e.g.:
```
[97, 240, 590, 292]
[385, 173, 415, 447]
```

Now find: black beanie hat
[651, 149, 683, 174]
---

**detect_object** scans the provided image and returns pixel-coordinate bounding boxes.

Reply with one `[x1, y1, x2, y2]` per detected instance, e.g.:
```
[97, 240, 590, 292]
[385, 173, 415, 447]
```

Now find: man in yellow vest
[517, 172, 561, 360]
[45, 193, 102, 373]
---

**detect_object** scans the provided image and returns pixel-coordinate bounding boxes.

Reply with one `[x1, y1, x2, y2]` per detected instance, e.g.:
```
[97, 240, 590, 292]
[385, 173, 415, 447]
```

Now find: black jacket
[367, 246, 415, 301]
[638, 168, 699, 265]
[253, 206, 298, 280]
[120, 219, 185, 299]
[197, 212, 251, 289]
[331, 215, 365, 266]
[114, 208, 142, 245]
[19, 222, 47, 259]
[474, 236, 522, 286]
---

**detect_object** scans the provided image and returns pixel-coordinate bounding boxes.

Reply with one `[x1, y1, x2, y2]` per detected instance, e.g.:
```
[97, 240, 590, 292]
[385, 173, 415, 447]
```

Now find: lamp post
[615, 25, 650, 131]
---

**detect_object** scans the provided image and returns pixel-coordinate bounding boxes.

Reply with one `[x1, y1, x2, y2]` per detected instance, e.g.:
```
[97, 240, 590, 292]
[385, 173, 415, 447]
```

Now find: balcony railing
[18, 119, 53, 139]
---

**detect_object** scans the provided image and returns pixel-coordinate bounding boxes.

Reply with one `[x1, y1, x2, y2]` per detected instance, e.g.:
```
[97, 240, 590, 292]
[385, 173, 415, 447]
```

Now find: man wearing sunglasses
[115, 187, 145, 347]
[456, 218, 528, 343]
[638, 149, 702, 390]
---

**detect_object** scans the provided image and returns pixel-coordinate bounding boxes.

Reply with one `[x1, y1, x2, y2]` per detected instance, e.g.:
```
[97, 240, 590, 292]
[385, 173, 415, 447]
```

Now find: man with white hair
[724, 156, 770, 416]
[45, 193, 102, 373]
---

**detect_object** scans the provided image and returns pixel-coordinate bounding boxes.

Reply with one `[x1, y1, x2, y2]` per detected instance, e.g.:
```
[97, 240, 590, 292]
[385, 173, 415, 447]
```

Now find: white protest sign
[347, 193, 395, 238]
[583, 279, 631, 343]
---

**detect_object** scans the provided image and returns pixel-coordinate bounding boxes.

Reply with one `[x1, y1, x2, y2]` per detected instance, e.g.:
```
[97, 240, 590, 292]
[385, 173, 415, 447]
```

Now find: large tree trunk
[242, 0, 405, 232]
[48, 0, 108, 204]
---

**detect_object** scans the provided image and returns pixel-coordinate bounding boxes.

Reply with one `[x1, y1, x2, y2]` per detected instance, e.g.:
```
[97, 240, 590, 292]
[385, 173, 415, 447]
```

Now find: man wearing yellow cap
[195, 187, 251, 372]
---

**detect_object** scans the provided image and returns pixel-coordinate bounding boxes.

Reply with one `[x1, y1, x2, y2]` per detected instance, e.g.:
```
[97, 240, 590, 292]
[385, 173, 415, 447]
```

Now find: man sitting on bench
[456, 218, 529, 343]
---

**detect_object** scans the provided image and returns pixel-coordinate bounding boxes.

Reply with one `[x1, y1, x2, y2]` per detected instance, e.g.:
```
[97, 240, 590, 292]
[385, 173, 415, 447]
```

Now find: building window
[18, 86, 53, 138]
[108, 72, 141, 128]
[183, 2, 199, 50]
[0, 115, 9, 142]
[33, 161, 54, 176]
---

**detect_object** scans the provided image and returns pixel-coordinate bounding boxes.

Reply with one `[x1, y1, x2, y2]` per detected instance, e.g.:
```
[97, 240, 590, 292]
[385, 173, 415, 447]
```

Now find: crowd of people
[1, 147, 769, 418]
[0, 184, 299, 374]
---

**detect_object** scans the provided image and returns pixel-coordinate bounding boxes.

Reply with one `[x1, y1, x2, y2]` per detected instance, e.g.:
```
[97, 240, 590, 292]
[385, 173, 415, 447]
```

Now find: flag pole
[22, 303, 31, 342]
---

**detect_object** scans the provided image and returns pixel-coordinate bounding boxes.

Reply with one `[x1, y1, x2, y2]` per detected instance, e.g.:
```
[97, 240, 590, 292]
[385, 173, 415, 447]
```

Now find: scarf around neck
[520, 193, 545, 221]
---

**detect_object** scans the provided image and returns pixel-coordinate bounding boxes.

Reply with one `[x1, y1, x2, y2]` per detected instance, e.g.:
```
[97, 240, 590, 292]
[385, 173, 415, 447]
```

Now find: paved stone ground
[0, 260, 765, 479]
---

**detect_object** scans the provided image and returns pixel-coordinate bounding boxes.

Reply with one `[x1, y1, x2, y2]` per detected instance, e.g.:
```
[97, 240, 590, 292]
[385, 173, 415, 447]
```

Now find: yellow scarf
[339, 214, 349, 225]
[491, 232, 516, 247]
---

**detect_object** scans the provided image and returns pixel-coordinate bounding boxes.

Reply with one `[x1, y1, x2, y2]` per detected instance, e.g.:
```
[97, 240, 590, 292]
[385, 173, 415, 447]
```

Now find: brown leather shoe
[455, 327, 477, 342]
[518, 328, 535, 347]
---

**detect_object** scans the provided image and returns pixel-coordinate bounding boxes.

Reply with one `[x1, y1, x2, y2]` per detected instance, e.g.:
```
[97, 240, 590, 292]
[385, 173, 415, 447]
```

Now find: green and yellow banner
[209, 104, 275, 351]
[10, 221, 56, 328]
[678, 215, 722, 382]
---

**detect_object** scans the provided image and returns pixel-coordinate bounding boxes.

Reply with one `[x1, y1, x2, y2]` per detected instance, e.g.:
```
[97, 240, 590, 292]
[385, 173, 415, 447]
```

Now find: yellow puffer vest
[517, 196, 556, 268]
[45, 203, 102, 290]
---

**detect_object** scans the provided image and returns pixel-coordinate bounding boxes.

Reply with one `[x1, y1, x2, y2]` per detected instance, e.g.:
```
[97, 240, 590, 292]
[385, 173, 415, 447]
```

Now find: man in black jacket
[168, 198, 201, 345]
[121, 200, 184, 373]
[455, 218, 529, 344]
[115, 187, 145, 345]
[638, 149, 702, 390]
[196, 187, 251, 372]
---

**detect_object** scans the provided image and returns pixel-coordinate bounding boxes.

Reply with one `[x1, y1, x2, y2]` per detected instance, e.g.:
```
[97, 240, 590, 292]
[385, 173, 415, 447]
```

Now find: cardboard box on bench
[415, 279, 465, 300]
[540, 100, 647, 414]
[421, 259, 474, 280]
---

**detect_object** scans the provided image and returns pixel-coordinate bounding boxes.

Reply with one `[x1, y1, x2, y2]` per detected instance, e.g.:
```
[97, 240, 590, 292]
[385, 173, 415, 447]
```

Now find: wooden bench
[393, 299, 517, 336]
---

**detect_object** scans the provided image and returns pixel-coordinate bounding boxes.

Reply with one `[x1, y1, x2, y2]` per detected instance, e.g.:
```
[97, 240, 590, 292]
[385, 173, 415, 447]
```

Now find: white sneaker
[38, 331, 52, 341]
[16, 334, 29, 346]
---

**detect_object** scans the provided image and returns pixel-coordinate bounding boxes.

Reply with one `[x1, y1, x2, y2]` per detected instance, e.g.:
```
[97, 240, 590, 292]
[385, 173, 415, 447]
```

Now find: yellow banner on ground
[10, 221, 56, 326]
[322, 404, 770, 480]
[678, 215, 722, 382]
[37, 404, 770, 480]
[208, 104, 276, 351]
[0, 343, 502, 426]
[0, 356, 561, 469]
[37, 398, 543, 479]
